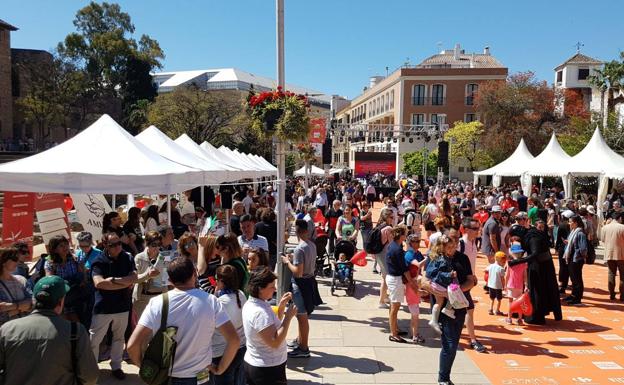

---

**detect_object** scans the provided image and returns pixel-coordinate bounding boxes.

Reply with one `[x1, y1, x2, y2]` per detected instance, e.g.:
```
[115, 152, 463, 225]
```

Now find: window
[556, 70, 563, 83]
[385, 92, 390, 111]
[412, 114, 425, 125]
[431, 113, 446, 127]
[390, 90, 394, 109]
[458, 166, 465, 172]
[413, 84, 426, 105]
[431, 84, 445, 105]
[464, 113, 477, 123]
[381, 95, 385, 113]
[578, 68, 589, 80]
[369, 102, 372, 117]
[376, 97, 381, 115]
[372, 101, 376, 116]
[466, 83, 478, 105]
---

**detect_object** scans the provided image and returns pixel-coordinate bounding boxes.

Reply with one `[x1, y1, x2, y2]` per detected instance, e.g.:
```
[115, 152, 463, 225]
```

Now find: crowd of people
[1, 175, 624, 385]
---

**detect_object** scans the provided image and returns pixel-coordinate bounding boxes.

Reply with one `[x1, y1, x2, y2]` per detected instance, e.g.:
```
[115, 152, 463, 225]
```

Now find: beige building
[333, 44, 508, 181]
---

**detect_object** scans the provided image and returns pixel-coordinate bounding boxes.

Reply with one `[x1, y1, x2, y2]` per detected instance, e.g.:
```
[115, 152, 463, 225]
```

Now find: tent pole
[167, 194, 172, 226]
[112, 194, 116, 210]
[201, 186, 205, 208]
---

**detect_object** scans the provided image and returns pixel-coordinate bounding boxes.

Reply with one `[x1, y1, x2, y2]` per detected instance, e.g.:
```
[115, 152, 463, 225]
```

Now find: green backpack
[139, 291, 178, 385]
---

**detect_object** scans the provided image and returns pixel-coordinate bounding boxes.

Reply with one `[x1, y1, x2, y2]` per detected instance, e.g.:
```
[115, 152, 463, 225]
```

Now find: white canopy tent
[294, 165, 325, 176]
[473, 138, 535, 190]
[523, 133, 573, 198]
[566, 128, 624, 224]
[0, 115, 203, 194]
[136, 126, 233, 185]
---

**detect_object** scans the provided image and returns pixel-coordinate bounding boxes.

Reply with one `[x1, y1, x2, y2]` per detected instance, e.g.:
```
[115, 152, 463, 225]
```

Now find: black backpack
[365, 224, 387, 254]
[29, 254, 48, 286]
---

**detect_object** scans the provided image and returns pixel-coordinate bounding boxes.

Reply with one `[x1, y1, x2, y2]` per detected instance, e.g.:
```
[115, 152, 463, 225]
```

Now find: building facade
[0, 19, 17, 140]
[333, 44, 508, 181]
[554, 52, 603, 116]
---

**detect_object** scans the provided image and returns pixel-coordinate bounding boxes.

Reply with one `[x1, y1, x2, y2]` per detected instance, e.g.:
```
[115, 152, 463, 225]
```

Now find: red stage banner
[353, 152, 396, 178]
[1, 192, 35, 258]
[308, 118, 327, 144]
[34, 193, 71, 246]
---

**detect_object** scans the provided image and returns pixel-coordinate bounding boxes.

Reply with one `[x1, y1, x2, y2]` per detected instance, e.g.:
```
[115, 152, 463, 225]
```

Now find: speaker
[437, 140, 449, 167]
[322, 137, 332, 165]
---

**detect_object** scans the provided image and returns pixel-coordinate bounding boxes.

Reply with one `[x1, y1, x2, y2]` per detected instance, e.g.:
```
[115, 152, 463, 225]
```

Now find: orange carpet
[464, 253, 624, 385]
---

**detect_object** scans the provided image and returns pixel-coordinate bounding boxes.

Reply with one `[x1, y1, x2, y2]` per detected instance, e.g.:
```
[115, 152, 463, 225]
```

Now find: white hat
[562, 210, 575, 219]
[491, 205, 502, 213]
[587, 205, 596, 215]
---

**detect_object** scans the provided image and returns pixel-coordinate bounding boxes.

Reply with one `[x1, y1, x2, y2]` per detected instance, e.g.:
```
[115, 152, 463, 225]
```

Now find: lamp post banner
[309, 118, 327, 144]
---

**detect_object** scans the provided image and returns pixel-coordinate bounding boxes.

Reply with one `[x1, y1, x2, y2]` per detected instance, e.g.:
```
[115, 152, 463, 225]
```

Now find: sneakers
[505, 318, 513, 325]
[517, 318, 524, 325]
[372, 269, 379, 274]
[488, 309, 494, 315]
[287, 339, 299, 349]
[111, 369, 126, 380]
[413, 334, 425, 344]
[470, 340, 487, 353]
[288, 347, 311, 358]
[428, 319, 442, 334]
[441, 306, 456, 319]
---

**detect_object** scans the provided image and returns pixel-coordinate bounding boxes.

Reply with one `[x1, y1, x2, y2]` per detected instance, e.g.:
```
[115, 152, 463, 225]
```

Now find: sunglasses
[148, 242, 162, 248]
[184, 241, 197, 249]
[78, 244, 91, 249]
[107, 241, 122, 248]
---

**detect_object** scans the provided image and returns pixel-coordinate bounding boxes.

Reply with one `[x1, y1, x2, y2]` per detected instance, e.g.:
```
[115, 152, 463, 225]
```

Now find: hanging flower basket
[247, 87, 311, 142]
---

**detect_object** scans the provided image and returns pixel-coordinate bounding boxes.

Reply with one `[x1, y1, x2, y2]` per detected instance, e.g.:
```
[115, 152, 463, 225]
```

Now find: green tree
[588, 54, 624, 126]
[444, 121, 493, 171]
[402, 149, 438, 177]
[147, 87, 245, 146]
[57, 1, 163, 127]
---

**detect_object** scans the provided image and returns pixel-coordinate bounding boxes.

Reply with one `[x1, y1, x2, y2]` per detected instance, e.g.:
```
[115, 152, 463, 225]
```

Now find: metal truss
[329, 122, 449, 143]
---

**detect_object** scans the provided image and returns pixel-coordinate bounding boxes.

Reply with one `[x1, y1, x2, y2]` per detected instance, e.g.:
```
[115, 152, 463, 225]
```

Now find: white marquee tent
[473, 138, 534, 187]
[136, 126, 233, 184]
[523, 133, 573, 198]
[294, 165, 325, 176]
[0, 115, 203, 194]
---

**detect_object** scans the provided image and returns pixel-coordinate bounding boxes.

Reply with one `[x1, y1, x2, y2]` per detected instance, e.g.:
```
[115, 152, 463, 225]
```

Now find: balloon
[136, 199, 146, 209]
[510, 292, 533, 316]
[63, 196, 73, 211]
[313, 209, 325, 224]
[350, 250, 368, 267]
[400, 179, 408, 189]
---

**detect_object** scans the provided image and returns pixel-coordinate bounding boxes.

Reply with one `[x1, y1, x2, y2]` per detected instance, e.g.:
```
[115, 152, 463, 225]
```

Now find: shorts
[489, 288, 503, 300]
[506, 288, 523, 299]
[385, 275, 405, 303]
[429, 282, 448, 297]
[408, 304, 420, 315]
[291, 280, 308, 315]
[375, 253, 388, 275]
[464, 291, 475, 310]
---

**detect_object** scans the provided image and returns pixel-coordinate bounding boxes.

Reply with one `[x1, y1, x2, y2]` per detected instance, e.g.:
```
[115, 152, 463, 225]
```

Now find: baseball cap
[561, 210, 575, 219]
[515, 211, 528, 219]
[510, 243, 524, 254]
[587, 205, 596, 215]
[491, 205, 502, 213]
[33, 276, 70, 307]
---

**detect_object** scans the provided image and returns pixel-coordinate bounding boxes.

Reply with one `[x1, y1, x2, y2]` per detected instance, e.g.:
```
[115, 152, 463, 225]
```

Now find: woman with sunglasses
[0, 248, 32, 327]
[10, 241, 31, 282]
[133, 231, 165, 319]
[178, 232, 199, 266]
[217, 234, 250, 295]
[75, 231, 102, 328]
[44, 235, 86, 322]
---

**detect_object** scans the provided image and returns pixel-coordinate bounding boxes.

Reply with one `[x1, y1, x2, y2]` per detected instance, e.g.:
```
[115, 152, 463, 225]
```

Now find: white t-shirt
[242, 196, 254, 215]
[486, 263, 505, 290]
[238, 234, 269, 254]
[459, 235, 478, 274]
[139, 289, 230, 378]
[212, 291, 247, 357]
[242, 296, 287, 367]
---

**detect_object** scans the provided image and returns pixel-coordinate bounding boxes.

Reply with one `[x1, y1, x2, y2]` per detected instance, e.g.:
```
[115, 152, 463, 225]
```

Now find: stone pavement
[97, 251, 490, 385]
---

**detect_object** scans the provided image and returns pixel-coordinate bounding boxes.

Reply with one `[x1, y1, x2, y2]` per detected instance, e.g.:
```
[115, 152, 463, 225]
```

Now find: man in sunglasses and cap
[0, 275, 98, 385]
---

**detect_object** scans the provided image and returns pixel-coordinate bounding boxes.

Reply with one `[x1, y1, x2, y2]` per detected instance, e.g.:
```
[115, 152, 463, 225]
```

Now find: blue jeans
[438, 309, 467, 382]
[171, 377, 197, 385]
[207, 346, 246, 385]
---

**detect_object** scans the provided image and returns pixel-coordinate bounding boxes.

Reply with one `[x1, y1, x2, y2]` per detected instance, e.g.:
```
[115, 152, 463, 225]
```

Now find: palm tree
[589, 58, 624, 127]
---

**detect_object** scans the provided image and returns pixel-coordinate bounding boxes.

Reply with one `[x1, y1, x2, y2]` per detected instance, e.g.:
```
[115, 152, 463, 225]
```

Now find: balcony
[411, 97, 446, 106]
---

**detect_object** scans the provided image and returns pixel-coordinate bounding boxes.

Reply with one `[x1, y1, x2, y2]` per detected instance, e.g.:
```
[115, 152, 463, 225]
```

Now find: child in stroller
[331, 240, 356, 296]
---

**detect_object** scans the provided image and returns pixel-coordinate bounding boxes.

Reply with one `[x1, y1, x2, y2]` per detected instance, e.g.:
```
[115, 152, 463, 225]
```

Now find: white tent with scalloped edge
[473, 138, 534, 188]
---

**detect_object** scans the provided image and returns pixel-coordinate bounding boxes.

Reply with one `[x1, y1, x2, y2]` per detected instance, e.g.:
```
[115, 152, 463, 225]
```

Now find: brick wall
[0, 29, 13, 139]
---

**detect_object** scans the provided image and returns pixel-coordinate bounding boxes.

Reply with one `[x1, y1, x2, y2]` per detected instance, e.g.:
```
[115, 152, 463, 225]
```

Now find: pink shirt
[506, 263, 527, 290]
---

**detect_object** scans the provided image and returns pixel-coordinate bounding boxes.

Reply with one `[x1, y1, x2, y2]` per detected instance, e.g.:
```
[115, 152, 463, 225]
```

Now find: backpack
[139, 292, 178, 385]
[365, 224, 387, 254]
[29, 254, 49, 286]
[458, 239, 466, 255]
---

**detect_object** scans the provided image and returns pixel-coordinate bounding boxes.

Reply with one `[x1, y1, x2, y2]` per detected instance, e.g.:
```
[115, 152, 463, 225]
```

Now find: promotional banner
[1, 192, 35, 258]
[35, 193, 71, 245]
[71, 194, 113, 241]
[308, 118, 327, 144]
[353, 152, 396, 178]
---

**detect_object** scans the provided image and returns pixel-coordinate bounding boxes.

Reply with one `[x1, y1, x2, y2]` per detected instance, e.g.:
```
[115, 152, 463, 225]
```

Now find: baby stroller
[314, 227, 332, 278]
[331, 240, 356, 296]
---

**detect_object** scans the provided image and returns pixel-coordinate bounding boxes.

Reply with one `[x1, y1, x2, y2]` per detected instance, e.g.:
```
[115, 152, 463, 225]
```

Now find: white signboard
[71, 194, 113, 240]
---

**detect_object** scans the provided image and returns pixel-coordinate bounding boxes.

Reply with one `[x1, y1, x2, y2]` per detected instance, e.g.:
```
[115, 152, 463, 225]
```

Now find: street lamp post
[275, 0, 287, 299]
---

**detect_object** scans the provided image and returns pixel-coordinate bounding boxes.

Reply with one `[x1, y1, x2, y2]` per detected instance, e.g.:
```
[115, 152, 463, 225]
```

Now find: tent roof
[136, 126, 232, 184]
[524, 133, 572, 177]
[294, 165, 325, 176]
[566, 128, 624, 177]
[474, 138, 534, 176]
[0, 115, 203, 194]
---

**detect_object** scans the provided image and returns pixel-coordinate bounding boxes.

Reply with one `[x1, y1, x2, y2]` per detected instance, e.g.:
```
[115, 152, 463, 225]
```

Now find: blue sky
[4, 0, 623, 99]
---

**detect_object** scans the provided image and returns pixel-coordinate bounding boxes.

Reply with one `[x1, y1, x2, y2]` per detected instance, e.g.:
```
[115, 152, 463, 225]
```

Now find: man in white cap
[482, 206, 502, 264]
